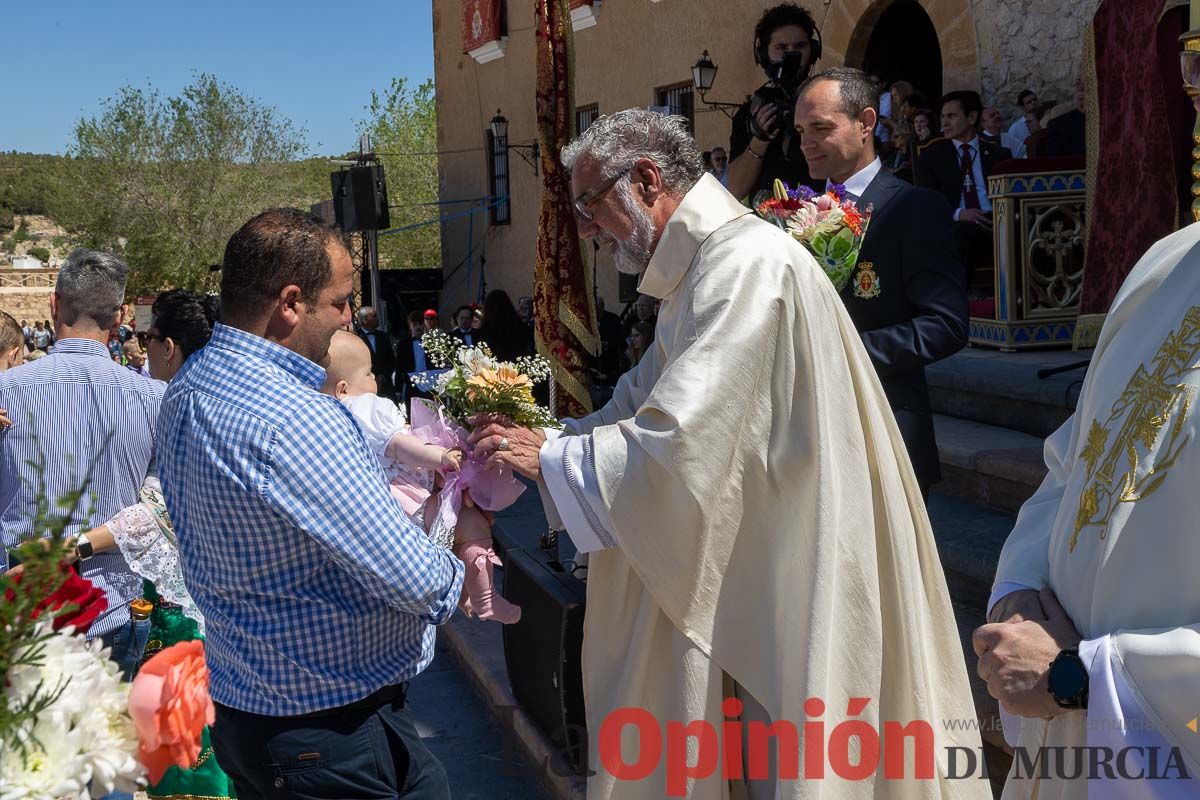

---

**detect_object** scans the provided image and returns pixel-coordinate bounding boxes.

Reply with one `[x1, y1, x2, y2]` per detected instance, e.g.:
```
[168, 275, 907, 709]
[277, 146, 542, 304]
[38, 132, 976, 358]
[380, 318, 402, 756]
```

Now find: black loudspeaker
[618, 272, 640, 304]
[502, 548, 588, 774]
[330, 165, 391, 232]
[378, 268, 443, 294]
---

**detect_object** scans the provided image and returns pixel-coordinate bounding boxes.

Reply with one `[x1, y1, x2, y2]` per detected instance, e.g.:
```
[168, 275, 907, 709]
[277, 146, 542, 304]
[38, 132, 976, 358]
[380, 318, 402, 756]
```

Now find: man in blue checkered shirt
[158, 208, 464, 799]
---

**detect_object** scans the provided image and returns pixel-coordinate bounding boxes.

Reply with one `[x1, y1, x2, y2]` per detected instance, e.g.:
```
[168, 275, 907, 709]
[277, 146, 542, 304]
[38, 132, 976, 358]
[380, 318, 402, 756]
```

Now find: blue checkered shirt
[158, 323, 464, 716]
[0, 338, 163, 637]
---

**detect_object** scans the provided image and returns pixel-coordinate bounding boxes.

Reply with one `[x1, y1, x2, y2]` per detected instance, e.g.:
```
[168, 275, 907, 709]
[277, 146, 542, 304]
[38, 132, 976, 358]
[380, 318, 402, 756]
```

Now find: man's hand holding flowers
[468, 413, 547, 481]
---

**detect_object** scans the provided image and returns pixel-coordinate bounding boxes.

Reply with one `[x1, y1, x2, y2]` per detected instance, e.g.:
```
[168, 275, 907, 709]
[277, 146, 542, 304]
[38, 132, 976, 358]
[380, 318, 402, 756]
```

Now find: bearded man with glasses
[469, 109, 986, 800]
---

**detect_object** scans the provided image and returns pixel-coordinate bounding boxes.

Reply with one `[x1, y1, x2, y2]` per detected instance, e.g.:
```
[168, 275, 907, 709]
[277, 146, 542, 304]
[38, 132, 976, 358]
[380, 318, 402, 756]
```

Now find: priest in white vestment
[471, 110, 987, 800]
[977, 224, 1200, 799]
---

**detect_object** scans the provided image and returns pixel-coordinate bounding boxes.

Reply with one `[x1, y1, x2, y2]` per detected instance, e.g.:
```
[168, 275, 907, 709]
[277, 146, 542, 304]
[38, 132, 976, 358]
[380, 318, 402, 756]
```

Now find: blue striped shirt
[0, 338, 163, 637]
[158, 323, 464, 716]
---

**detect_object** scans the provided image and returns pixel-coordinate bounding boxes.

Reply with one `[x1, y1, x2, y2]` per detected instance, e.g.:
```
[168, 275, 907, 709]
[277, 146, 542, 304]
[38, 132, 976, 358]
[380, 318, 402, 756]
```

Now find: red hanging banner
[534, 0, 598, 417]
[462, 0, 503, 54]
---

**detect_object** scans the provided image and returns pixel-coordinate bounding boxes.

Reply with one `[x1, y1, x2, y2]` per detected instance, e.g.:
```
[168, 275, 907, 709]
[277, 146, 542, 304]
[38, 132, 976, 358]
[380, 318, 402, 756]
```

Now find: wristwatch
[1047, 648, 1089, 710]
[73, 533, 95, 562]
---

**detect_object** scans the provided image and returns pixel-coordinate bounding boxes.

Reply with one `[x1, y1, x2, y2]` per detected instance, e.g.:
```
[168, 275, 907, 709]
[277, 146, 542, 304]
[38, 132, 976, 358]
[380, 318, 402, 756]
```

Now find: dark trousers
[212, 686, 450, 800]
[952, 218, 995, 296]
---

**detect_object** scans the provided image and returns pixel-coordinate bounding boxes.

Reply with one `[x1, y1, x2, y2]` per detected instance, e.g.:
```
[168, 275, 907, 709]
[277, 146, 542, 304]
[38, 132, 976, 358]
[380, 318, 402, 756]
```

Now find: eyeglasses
[144, 331, 165, 343]
[573, 164, 635, 223]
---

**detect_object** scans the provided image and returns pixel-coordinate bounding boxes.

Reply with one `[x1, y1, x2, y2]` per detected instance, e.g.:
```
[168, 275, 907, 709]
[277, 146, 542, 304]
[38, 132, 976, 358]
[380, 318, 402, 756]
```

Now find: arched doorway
[856, 0, 943, 107]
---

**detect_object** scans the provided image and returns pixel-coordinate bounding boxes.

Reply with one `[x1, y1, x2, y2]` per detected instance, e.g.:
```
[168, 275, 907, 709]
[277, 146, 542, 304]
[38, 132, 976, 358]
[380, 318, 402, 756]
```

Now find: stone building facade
[0, 269, 57, 325]
[432, 0, 1091, 314]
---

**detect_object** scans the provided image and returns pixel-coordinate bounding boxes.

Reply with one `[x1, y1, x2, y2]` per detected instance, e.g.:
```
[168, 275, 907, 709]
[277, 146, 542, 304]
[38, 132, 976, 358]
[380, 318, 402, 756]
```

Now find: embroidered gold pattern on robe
[1070, 305, 1200, 551]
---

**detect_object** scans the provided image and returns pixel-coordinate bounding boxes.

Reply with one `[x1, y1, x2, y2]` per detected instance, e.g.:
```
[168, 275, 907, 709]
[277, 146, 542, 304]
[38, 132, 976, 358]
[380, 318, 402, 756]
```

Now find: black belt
[295, 681, 409, 719]
[218, 682, 409, 722]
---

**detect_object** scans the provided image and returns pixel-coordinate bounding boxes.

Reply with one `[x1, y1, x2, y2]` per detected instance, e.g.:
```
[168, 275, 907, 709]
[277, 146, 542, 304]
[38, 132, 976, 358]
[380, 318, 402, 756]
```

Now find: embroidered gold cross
[1070, 305, 1200, 551]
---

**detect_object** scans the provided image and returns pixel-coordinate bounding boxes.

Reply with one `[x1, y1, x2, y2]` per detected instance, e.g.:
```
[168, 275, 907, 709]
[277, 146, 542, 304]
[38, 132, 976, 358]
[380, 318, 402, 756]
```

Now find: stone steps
[935, 413, 1048, 515]
[927, 347, 1088, 437]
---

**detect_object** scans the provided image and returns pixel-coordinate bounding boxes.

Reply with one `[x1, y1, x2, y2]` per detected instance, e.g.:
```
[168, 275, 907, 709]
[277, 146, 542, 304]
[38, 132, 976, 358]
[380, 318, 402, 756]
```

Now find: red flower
[8, 567, 109, 634]
[755, 197, 802, 218]
[841, 206, 864, 237]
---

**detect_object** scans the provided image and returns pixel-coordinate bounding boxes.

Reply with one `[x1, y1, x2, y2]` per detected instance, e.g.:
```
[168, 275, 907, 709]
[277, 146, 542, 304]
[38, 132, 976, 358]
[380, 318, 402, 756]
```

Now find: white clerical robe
[992, 223, 1200, 799]
[538, 174, 987, 799]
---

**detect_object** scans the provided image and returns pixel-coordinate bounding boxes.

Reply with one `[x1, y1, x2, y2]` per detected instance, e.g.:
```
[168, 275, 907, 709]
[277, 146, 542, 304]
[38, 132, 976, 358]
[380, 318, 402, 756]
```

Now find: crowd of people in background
[352, 282, 661, 413]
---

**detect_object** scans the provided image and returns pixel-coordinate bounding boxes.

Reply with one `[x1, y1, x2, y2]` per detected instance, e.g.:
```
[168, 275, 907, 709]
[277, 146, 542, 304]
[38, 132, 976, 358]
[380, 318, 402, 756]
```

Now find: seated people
[1046, 76, 1086, 157]
[916, 90, 1012, 296]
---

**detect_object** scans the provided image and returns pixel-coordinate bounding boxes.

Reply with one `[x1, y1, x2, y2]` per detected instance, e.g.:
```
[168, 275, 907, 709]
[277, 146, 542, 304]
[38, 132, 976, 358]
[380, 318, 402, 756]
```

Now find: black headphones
[754, 21, 823, 70]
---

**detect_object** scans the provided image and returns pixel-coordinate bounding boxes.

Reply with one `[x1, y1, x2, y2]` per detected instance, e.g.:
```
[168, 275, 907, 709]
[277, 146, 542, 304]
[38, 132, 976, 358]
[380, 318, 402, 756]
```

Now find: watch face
[1049, 653, 1088, 702]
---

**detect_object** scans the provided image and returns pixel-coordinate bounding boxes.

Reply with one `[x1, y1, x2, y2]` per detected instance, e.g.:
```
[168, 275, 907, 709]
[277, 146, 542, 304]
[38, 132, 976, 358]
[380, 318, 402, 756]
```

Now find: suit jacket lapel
[842, 171, 901, 297]
[858, 171, 902, 234]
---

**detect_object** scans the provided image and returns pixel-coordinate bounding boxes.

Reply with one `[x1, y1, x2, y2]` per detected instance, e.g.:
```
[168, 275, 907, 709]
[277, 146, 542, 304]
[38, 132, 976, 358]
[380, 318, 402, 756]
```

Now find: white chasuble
[993, 223, 1200, 799]
[539, 175, 986, 799]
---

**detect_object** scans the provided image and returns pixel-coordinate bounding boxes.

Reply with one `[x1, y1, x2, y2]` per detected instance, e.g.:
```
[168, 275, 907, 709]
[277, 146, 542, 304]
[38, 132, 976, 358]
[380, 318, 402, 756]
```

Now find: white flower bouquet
[417, 330, 558, 430]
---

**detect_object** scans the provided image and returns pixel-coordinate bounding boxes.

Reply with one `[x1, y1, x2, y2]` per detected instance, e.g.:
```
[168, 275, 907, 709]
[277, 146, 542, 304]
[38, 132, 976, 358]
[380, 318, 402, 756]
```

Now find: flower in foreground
[128, 640, 214, 783]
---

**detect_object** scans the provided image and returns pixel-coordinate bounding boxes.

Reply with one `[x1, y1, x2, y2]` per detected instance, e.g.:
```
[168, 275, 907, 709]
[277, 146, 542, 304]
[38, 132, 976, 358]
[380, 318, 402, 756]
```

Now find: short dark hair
[151, 289, 220, 360]
[798, 67, 878, 120]
[755, 3, 817, 50]
[407, 310, 425, 326]
[1017, 89, 1036, 106]
[455, 305, 472, 317]
[913, 108, 936, 125]
[942, 90, 983, 126]
[220, 208, 348, 324]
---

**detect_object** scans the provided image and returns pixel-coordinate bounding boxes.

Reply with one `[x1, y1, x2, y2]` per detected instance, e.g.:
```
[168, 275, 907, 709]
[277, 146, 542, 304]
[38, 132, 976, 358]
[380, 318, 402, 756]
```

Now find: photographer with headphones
[726, 3, 824, 202]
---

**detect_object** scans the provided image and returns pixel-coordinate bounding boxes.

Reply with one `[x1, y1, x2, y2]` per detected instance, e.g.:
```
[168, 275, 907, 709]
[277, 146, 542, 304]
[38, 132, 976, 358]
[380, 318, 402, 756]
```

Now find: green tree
[60, 74, 316, 295]
[359, 78, 441, 270]
[27, 247, 50, 263]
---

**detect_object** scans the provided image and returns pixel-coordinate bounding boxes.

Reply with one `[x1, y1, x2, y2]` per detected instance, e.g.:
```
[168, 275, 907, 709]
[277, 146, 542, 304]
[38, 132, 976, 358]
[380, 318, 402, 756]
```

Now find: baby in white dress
[321, 331, 520, 623]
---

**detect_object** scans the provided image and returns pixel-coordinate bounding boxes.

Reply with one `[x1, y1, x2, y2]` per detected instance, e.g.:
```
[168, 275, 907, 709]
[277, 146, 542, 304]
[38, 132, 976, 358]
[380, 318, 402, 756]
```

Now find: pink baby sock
[454, 538, 521, 624]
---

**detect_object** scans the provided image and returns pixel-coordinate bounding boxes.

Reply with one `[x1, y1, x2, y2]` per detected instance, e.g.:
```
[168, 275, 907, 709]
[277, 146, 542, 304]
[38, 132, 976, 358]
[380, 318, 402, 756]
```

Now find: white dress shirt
[826, 157, 882, 204]
[1005, 116, 1030, 158]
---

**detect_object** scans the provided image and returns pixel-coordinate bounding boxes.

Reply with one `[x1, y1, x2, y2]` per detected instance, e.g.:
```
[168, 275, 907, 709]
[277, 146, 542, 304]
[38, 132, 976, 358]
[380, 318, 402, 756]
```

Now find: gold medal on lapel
[853, 263, 881, 299]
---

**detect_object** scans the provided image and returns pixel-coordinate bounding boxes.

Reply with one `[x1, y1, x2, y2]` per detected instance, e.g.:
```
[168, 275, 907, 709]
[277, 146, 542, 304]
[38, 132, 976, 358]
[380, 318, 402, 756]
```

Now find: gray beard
[612, 182, 656, 275]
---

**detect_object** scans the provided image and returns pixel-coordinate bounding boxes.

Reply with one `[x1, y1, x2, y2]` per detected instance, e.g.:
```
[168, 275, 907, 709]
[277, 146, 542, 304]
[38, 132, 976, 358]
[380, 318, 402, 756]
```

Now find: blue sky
[1, 0, 435, 155]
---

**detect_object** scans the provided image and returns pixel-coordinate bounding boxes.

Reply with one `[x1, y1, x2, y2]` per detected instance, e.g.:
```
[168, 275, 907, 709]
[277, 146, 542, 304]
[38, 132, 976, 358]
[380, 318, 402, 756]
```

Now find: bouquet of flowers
[755, 179, 873, 293]
[417, 330, 559, 430]
[1, 456, 144, 798]
[406, 331, 560, 540]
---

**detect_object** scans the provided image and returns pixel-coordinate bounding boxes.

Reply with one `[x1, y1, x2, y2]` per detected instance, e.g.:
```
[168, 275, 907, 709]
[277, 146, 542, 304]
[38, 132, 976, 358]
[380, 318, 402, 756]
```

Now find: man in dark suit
[1045, 77, 1086, 158]
[449, 305, 476, 346]
[396, 310, 432, 414]
[916, 90, 1011, 294]
[355, 306, 397, 399]
[795, 67, 968, 495]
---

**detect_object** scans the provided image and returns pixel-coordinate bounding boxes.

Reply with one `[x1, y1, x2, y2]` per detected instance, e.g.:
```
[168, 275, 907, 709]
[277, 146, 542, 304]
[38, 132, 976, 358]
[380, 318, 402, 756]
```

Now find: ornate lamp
[691, 51, 744, 119]
[489, 109, 539, 175]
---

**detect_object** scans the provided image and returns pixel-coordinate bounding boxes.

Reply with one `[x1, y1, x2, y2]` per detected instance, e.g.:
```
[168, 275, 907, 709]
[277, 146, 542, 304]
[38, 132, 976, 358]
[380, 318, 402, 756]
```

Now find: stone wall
[0, 287, 54, 324]
[0, 269, 58, 324]
[972, 0, 1101, 124]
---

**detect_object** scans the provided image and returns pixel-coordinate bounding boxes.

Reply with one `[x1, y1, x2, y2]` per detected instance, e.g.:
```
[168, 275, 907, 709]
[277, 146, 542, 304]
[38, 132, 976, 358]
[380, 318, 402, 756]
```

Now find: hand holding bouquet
[408, 331, 560, 535]
[755, 179, 873, 292]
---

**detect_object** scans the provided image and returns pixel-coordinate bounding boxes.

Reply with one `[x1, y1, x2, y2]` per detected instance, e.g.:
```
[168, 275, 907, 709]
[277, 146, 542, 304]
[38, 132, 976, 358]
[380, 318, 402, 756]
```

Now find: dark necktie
[960, 143, 981, 210]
